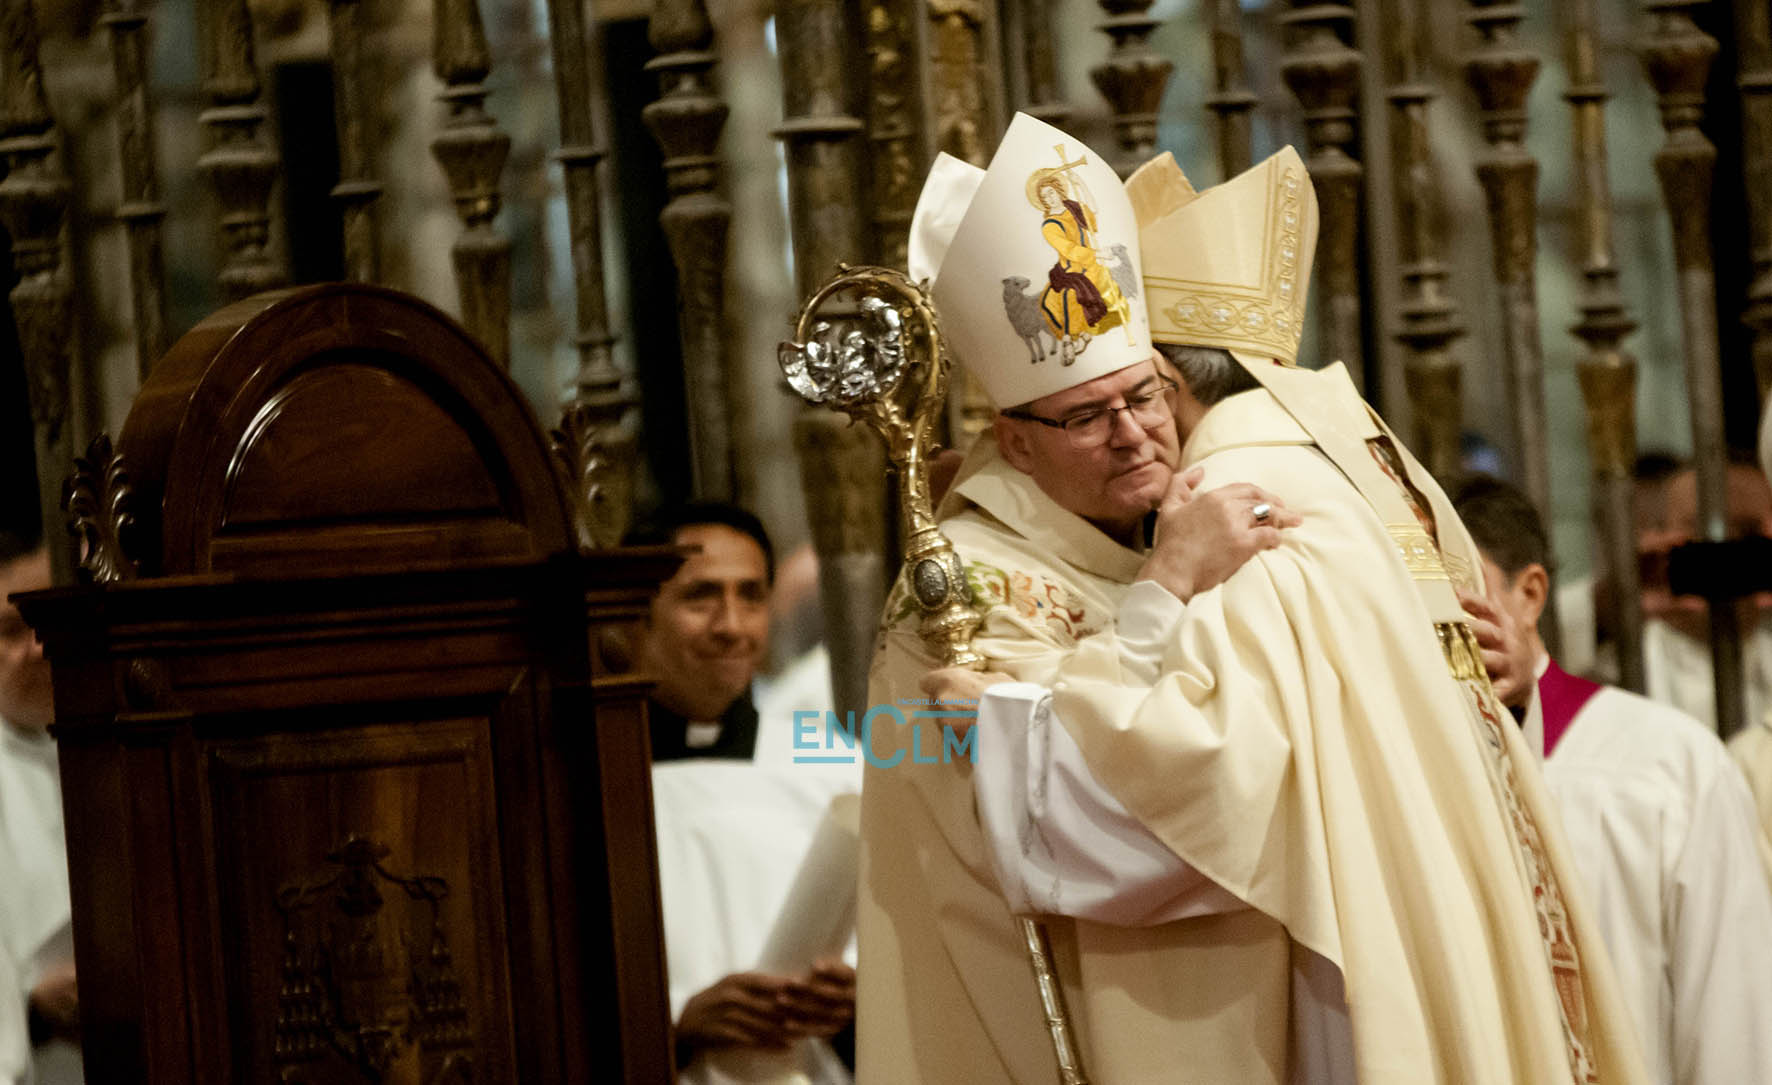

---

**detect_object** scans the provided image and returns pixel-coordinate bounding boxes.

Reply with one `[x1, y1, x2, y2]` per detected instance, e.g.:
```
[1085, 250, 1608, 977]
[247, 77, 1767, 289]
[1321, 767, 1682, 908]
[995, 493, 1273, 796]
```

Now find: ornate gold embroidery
[1437, 620, 1600, 1084]
[1389, 523, 1450, 581]
[1146, 161, 1306, 363]
[1440, 550, 1480, 595]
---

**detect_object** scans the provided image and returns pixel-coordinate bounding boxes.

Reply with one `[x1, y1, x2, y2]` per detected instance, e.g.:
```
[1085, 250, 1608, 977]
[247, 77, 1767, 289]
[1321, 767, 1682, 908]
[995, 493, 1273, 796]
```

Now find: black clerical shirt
[646, 691, 760, 762]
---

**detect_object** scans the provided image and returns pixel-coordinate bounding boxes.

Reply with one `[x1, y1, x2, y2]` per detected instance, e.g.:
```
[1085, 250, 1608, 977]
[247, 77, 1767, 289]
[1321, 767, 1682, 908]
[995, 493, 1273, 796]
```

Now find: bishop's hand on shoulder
[1140, 466, 1299, 602]
[1458, 587, 1534, 709]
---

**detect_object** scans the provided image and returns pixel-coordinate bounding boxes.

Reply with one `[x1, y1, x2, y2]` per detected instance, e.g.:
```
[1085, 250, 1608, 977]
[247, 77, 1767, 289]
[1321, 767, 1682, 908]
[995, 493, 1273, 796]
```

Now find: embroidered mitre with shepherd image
[908, 112, 1152, 408]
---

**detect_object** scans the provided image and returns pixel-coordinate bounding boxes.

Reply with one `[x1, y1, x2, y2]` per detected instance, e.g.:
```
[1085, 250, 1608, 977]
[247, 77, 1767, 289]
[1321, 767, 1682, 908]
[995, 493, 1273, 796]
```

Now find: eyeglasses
[1002, 378, 1178, 449]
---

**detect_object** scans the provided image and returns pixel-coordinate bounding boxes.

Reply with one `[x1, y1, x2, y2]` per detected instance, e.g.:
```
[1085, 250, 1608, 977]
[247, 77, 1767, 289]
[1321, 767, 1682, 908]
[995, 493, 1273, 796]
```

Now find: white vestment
[972, 673, 1357, 1085]
[1728, 718, 1772, 868]
[0, 721, 78, 1084]
[858, 370, 1646, 1084]
[1643, 614, 1772, 732]
[1524, 672, 1772, 1085]
[652, 756, 859, 1085]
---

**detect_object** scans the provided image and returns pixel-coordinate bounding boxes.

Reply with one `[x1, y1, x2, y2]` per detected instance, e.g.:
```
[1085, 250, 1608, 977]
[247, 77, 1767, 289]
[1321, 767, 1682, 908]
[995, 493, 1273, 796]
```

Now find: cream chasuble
[855, 364, 1646, 1084]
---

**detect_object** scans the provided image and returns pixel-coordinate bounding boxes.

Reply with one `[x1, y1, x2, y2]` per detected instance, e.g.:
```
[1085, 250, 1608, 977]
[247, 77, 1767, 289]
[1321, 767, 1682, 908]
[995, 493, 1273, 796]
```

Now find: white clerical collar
[945, 434, 1148, 585]
[684, 721, 722, 749]
[0, 718, 53, 763]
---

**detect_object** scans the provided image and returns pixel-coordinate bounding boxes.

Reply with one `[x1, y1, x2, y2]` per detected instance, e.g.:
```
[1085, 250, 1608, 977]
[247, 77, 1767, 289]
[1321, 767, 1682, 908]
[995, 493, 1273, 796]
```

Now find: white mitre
[908, 112, 1152, 408]
[1128, 145, 1318, 368]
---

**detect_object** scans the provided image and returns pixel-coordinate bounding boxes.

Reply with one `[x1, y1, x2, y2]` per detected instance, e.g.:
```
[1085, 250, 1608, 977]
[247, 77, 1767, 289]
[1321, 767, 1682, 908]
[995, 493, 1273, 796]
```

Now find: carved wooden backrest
[108, 283, 572, 579]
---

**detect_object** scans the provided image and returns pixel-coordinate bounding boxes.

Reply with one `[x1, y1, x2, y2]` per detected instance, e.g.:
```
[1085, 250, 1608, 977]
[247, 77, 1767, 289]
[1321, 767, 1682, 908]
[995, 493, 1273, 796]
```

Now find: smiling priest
[853, 113, 1648, 1084]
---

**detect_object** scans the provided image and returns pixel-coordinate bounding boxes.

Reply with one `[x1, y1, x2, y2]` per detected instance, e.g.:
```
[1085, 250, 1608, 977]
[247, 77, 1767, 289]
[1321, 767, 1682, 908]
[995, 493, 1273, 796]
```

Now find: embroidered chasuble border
[1311, 404, 1602, 1082]
[1388, 524, 1450, 582]
[1446, 622, 1601, 1084]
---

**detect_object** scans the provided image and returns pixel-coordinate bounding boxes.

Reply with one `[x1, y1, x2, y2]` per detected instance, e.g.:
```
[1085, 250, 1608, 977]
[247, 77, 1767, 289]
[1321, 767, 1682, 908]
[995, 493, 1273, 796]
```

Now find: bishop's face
[995, 360, 1182, 545]
[0, 549, 52, 732]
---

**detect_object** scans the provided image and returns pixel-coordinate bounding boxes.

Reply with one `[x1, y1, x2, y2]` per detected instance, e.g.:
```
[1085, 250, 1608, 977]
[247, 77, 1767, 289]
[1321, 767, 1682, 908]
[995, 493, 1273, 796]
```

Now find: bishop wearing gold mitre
[855, 112, 1648, 1084]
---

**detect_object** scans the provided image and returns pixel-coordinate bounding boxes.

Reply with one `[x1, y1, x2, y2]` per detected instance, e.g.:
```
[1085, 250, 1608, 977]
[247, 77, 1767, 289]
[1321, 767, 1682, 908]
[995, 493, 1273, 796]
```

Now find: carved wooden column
[328, 0, 383, 282]
[1208, 0, 1256, 177]
[1565, 0, 1644, 690]
[1381, 0, 1466, 476]
[1464, 0, 1559, 654]
[199, 0, 286, 302]
[1735, 0, 1772, 397]
[776, 0, 891, 723]
[541, 0, 635, 547]
[1464, 0, 1554, 545]
[1642, 0, 1743, 734]
[1019, 0, 1071, 129]
[1280, 0, 1366, 383]
[0, 0, 74, 584]
[1092, 0, 1173, 177]
[101, 0, 168, 376]
[644, 0, 735, 500]
[430, 0, 511, 367]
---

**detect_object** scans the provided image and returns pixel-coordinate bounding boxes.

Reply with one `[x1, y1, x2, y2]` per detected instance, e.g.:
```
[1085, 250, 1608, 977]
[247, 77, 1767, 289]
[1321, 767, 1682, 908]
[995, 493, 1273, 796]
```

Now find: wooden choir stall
[14, 284, 677, 1082]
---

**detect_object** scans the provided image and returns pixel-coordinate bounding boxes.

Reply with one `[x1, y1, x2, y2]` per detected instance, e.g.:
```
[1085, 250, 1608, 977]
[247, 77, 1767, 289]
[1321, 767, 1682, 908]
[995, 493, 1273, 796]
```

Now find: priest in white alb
[1451, 472, 1772, 1085]
[855, 114, 1648, 1084]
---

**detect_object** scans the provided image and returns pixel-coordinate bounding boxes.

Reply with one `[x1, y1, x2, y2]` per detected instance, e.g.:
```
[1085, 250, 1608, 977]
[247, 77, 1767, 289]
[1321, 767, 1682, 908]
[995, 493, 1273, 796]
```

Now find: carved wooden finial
[1090, 0, 1173, 178]
[1279, 0, 1366, 385]
[198, 0, 286, 301]
[65, 433, 144, 585]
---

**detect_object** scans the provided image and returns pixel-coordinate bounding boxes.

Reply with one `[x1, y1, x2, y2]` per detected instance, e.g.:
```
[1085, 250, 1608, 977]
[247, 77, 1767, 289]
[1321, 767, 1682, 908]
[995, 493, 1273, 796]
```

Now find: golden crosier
[779, 264, 1090, 1085]
[780, 264, 984, 672]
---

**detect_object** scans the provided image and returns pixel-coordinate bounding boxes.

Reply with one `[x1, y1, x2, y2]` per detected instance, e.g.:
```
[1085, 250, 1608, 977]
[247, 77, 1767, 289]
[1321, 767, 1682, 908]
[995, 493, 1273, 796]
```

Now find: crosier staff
[779, 264, 1089, 1085]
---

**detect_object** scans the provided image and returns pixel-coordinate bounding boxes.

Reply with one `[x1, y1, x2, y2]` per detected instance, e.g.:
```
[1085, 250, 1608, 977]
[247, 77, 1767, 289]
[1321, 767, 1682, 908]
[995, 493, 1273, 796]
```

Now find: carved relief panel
[208, 719, 514, 1084]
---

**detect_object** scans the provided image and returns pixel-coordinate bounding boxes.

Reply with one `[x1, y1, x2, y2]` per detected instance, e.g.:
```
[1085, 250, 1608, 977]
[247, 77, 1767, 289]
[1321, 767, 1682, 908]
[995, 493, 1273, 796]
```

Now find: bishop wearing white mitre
[854, 113, 1647, 1085]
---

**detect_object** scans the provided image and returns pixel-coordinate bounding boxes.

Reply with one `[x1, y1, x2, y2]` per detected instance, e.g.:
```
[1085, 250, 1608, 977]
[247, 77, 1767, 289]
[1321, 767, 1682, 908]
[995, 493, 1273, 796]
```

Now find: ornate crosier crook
[779, 264, 1090, 1085]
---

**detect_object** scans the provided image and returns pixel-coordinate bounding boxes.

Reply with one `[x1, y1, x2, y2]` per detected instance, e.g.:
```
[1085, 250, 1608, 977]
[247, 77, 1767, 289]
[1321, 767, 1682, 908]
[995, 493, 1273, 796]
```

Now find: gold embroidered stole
[1247, 363, 1600, 1084]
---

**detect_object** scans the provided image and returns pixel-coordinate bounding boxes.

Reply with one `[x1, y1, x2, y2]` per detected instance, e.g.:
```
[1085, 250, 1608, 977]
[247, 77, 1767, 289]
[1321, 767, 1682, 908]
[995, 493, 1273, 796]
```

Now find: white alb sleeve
[972, 582, 1246, 926]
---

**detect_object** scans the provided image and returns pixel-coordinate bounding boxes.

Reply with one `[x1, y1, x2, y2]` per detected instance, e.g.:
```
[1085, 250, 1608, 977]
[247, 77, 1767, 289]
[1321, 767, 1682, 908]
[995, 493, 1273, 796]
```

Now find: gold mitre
[908, 112, 1152, 408]
[1130, 146, 1318, 367]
